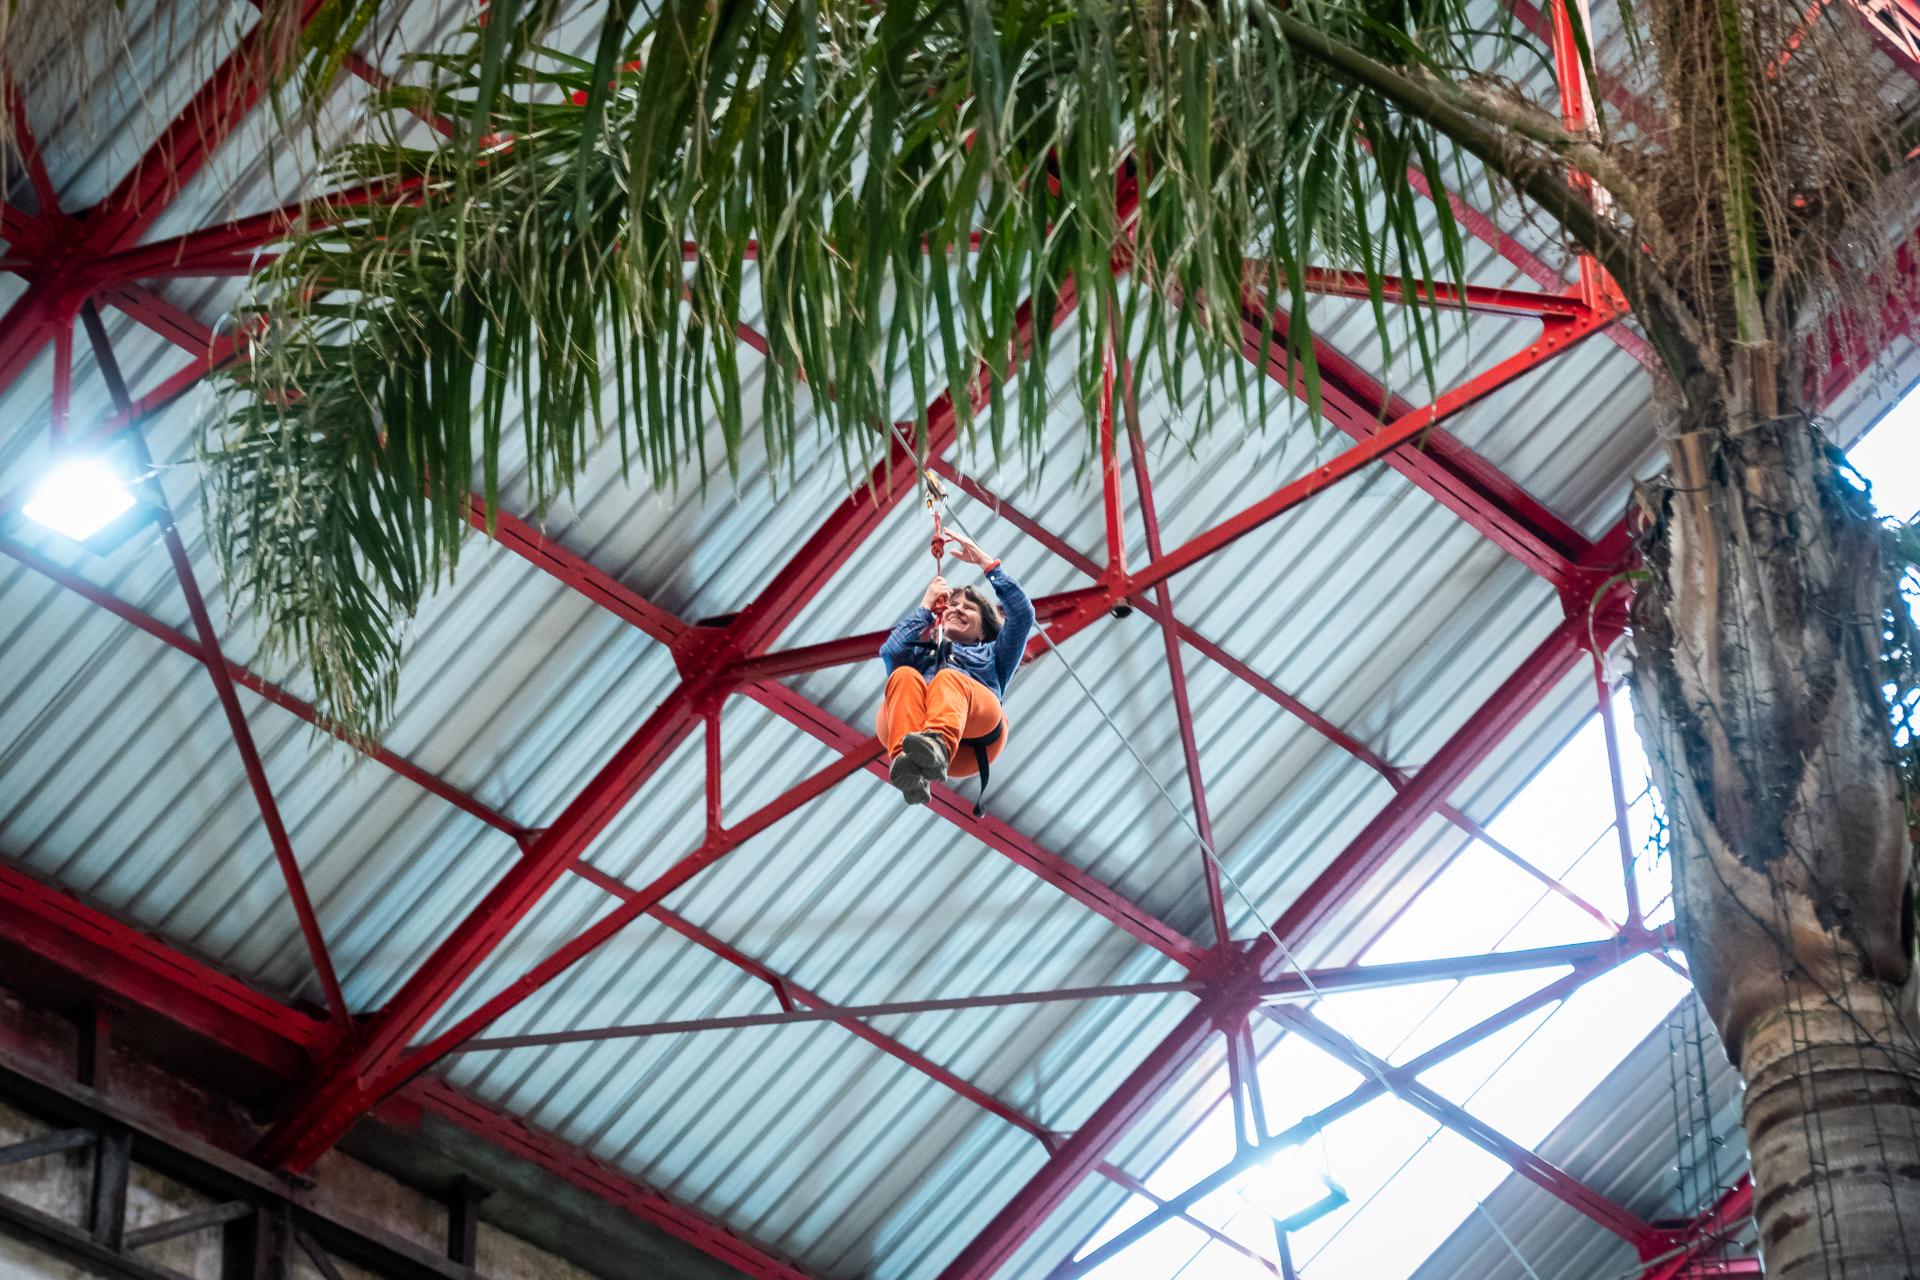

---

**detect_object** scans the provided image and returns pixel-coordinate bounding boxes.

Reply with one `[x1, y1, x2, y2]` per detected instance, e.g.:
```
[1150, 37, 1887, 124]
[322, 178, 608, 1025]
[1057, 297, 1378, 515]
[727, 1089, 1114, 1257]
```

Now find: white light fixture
[23, 457, 138, 544]
[1239, 1141, 1348, 1232]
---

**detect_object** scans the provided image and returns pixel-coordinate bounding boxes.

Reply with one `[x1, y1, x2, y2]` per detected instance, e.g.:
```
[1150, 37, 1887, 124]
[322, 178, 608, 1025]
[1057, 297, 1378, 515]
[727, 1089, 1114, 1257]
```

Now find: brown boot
[899, 731, 951, 784]
[888, 752, 931, 805]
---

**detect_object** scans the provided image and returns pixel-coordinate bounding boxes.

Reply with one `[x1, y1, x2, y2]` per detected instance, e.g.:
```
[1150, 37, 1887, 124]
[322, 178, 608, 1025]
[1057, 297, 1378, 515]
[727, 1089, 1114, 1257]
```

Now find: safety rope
[889, 422, 1545, 1279]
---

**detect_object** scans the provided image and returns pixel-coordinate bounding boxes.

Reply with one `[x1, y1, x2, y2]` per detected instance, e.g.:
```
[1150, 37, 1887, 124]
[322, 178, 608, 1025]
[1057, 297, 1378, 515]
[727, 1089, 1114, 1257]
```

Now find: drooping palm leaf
[205, 0, 1643, 734]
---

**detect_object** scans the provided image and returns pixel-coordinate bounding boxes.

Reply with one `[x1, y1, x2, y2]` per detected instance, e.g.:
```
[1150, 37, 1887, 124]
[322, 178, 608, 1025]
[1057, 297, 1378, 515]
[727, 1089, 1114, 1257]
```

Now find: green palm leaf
[206, 0, 1612, 734]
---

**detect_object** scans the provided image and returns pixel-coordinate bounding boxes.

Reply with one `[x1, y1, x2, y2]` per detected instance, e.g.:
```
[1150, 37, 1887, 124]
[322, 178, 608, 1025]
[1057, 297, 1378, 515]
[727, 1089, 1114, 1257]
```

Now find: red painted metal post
[1503, 0, 1665, 137]
[79, 303, 350, 1027]
[1546, 0, 1606, 309]
[704, 707, 723, 834]
[1098, 331, 1126, 574]
[48, 314, 72, 441]
[1121, 359, 1229, 945]
[7, 89, 61, 218]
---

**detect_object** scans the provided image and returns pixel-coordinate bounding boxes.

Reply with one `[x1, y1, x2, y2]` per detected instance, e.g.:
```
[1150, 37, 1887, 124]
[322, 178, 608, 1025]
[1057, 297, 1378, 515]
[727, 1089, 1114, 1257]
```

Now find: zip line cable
[885, 424, 1547, 1279]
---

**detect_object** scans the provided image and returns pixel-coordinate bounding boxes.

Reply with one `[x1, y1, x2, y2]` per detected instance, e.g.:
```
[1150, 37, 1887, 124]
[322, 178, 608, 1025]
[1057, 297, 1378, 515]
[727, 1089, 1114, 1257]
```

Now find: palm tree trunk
[1744, 981, 1920, 1275]
[1630, 402, 1920, 1276]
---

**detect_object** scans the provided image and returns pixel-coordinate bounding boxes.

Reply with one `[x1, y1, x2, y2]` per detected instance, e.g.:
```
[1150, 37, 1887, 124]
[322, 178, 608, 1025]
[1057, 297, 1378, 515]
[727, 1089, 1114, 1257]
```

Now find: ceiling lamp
[20, 454, 153, 551]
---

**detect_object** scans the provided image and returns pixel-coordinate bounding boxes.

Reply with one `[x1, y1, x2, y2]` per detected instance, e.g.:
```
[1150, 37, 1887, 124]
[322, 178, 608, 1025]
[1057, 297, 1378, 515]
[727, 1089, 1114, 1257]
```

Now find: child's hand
[947, 532, 995, 568]
[922, 576, 949, 610]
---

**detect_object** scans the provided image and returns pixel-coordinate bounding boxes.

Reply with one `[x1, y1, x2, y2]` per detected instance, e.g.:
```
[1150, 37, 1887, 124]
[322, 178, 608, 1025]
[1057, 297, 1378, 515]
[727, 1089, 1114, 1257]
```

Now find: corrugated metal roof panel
[6, 4, 1918, 1277]
[1412, 1006, 1745, 1280]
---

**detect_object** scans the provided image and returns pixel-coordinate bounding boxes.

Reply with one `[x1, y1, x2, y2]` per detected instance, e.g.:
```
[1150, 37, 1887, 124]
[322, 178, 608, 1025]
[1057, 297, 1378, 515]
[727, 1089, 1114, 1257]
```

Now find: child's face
[943, 591, 986, 644]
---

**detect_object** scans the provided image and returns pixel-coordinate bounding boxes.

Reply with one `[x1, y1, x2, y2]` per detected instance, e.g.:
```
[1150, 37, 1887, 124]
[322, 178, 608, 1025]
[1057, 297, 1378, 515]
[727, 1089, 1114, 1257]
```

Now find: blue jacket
[878, 566, 1036, 701]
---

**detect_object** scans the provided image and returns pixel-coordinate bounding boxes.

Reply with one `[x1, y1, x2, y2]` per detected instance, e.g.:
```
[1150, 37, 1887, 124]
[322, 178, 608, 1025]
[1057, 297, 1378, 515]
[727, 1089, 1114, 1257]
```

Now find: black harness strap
[960, 720, 1003, 817]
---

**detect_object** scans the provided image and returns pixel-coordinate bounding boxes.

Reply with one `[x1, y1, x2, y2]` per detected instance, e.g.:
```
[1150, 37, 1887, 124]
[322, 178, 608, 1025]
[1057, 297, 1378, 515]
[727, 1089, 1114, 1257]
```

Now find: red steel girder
[442, 935, 1648, 1053]
[1271, 265, 1596, 317]
[79, 302, 349, 1027]
[1120, 363, 1229, 944]
[1502, 0, 1667, 139]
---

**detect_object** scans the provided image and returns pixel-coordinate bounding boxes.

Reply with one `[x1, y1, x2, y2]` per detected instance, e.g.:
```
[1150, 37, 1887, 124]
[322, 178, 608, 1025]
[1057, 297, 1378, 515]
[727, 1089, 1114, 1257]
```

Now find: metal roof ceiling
[4, 3, 1920, 1278]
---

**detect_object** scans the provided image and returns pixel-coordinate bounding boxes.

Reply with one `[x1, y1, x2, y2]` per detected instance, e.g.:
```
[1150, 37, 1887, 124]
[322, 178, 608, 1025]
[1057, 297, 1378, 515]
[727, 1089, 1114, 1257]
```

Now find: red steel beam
[80, 302, 349, 1026]
[1097, 335, 1127, 573]
[1121, 364, 1229, 944]
[6, 89, 61, 219]
[1278, 265, 1595, 317]
[446, 935, 1646, 1053]
[1502, 0, 1667, 138]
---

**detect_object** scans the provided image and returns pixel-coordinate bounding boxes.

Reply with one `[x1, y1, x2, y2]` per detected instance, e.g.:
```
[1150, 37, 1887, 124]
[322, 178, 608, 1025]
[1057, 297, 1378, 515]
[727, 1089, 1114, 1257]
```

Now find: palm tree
[196, 0, 1920, 1272]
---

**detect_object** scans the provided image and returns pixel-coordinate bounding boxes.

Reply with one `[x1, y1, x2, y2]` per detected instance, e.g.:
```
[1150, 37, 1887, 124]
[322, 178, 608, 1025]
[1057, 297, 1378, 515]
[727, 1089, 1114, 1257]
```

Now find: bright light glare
[23, 459, 135, 542]
[1239, 1143, 1347, 1231]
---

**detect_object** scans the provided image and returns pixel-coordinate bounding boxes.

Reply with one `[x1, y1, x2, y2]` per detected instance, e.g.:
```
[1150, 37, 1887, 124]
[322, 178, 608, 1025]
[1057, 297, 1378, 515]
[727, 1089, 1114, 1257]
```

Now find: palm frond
[207, 0, 1585, 734]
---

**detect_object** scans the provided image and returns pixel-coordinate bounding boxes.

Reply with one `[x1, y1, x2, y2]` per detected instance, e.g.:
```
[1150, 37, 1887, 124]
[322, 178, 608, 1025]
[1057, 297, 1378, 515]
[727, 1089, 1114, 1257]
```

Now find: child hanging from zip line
[876, 530, 1035, 808]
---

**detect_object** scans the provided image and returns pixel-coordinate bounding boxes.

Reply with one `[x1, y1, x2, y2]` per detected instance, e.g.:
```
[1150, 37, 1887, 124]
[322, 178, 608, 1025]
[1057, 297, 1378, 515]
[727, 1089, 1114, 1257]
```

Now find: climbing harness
[909, 464, 1004, 817]
[890, 424, 1544, 1280]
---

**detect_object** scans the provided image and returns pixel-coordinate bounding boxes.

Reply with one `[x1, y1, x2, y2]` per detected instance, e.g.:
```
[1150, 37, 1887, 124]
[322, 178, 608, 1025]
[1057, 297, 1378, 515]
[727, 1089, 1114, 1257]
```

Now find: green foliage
[205, 0, 1550, 734]
[1889, 520, 1920, 839]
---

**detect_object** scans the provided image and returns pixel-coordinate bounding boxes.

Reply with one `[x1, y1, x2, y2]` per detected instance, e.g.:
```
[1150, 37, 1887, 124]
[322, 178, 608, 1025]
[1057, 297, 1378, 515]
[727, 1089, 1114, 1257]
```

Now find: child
[876, 531, 1035, 806]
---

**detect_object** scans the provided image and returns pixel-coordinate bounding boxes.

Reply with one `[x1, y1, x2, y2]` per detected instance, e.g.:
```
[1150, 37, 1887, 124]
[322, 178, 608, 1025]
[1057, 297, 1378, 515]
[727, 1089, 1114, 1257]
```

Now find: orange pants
[876, 667, 1007, 776]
